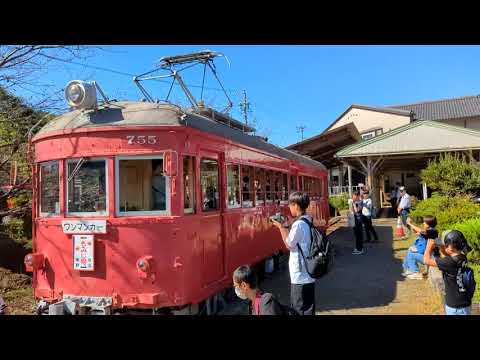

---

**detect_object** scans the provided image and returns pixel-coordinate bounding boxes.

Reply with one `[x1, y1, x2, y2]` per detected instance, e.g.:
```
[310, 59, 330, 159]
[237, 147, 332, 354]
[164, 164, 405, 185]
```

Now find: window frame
[241, 165, 255, 208]
[115, 155, 171, 217]
[66, 157, 109, 217]
[200, 157, 220, 213]
[254, 167, 266, 207]
[183, 155, 196, 215]
[226, 163, 242, 209]
[39, 160, 60, 217]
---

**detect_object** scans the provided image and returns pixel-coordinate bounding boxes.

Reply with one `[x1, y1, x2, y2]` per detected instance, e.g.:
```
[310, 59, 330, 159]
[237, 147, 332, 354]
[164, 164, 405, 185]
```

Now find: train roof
[34, 101, 326, 171]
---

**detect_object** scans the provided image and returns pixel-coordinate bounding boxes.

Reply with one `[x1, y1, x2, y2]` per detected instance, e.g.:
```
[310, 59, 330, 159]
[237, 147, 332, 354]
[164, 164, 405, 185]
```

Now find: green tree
[420, 153, 480, 196]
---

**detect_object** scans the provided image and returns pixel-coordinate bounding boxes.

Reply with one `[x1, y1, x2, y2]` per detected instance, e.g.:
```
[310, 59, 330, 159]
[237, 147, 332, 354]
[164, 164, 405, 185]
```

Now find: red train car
[25, 88, 328, 315]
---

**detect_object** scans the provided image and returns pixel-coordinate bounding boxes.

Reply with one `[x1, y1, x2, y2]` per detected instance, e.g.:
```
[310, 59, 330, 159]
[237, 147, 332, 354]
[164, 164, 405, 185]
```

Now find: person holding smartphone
[271, 192, 316, 315]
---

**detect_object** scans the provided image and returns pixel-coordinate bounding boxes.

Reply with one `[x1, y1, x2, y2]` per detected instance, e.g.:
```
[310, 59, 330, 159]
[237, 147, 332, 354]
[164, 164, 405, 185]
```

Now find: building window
[227, 164, 241, 208]
[183, 156, 196, 214]
[375, 128, 383, 136]
[39, 161, 59, 216]
[361, 131, 375, 140]
[117, 157, 170, 215]
[201, 159, 219, 211]
[241, 165, 254, 208]
[67, 158, 107, 215]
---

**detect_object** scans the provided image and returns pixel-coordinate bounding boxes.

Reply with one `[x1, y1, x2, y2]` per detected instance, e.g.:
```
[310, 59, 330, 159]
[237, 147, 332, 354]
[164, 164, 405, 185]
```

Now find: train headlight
[24, 253, 45, 272]
[136, 256, 154, 279]
[65, 80, 97, 110]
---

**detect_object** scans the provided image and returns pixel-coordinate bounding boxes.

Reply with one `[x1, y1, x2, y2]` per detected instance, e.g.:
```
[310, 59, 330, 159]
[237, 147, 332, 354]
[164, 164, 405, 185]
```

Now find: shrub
[409, 193, 480, 232]
[420, 153, 480, 196]
[0, 217, 32, 249]
[329, 193, 349, 212]
[450, 217, 480, 261]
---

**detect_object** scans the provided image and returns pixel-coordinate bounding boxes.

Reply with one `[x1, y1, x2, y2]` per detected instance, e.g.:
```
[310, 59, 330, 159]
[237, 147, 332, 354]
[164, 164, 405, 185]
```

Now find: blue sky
[12, 45, 480, 147]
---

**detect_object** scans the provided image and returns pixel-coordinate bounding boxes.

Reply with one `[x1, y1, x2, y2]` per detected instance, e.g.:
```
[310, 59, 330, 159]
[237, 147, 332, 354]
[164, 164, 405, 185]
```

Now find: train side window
[255, 168, 265, 206]
[273, 172, 281, 201]
[226, 164, 241, 208]
[290, 175, 298, 193]
[241, 165, 254, 208]
[67, 158, 107, 216]
[201, 159, 219, 212]
[183, 156, 196, 214]
[39, 161, 60, 216]
[282, 173, 288, 202]
[116, 157, 170, 215]
[265, 171, 273, 204]
[299, 176, 304, 192]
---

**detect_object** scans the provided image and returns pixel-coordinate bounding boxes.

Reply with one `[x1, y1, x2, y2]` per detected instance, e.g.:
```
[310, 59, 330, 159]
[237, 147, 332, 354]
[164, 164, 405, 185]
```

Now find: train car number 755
[126, 135, 157, 145]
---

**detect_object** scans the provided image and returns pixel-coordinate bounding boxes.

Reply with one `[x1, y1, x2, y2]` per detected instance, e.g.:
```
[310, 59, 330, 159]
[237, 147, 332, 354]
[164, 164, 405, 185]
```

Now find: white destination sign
[62, 220, 107, 234]
[73, 234, 95, 271]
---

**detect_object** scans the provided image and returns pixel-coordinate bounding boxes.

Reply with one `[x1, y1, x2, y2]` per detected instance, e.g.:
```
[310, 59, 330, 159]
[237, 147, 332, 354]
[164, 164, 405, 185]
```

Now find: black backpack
[297, 217, 334, 279]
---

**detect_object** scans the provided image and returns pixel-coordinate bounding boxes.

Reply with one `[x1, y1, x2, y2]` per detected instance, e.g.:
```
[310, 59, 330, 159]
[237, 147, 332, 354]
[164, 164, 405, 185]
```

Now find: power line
[39, 53, 238, 93]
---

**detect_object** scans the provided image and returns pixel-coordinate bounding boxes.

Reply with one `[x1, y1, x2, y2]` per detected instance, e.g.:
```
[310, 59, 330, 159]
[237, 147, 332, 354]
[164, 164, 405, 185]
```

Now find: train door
[199, 151, 225, 286]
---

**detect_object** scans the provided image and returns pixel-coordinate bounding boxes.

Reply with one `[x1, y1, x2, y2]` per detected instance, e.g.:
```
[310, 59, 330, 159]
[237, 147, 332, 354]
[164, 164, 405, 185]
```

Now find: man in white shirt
[398, 186, 412, 235]
[272, 192, 315, 315]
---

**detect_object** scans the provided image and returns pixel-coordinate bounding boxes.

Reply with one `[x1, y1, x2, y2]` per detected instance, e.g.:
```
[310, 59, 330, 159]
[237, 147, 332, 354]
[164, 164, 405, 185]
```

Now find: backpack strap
[296, 216, 312, 274]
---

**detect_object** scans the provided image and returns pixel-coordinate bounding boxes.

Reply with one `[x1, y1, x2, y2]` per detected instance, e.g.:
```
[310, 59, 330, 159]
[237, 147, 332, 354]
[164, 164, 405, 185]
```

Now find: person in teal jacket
[402, 215, 438, 279]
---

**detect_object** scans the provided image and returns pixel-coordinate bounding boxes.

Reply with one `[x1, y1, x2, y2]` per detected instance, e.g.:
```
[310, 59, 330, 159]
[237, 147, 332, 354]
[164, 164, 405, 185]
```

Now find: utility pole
[239, 90, 251, 126]
[297, 125, 306, 141]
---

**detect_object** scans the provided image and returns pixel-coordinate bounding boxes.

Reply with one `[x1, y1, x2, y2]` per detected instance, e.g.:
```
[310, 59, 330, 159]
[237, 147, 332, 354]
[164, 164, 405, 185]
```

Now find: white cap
[399, 186, 406, 192]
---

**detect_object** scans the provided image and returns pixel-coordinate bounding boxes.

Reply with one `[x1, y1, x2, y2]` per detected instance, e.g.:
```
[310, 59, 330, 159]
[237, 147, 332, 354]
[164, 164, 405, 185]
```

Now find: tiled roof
[387, 95, 480, 121]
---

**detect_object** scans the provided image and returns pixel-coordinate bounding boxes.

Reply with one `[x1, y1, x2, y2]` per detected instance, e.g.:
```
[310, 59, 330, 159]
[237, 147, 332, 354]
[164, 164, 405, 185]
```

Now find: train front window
[67, 159, 107, 215]
[201, 159, 219, 211]
[39, 161, 59, 216]
[117, 157, 170, 215]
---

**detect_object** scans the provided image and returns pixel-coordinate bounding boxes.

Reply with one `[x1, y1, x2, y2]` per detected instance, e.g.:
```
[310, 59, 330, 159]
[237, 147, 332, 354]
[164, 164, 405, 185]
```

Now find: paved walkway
[222, 218, 444, 315]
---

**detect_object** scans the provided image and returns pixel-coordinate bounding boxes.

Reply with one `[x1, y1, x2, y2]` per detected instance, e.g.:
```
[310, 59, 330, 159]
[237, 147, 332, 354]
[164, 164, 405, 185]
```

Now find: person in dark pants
[361, 190, 379, 243]
[351, 191, 365, 255]
[271, 192, 316, 315]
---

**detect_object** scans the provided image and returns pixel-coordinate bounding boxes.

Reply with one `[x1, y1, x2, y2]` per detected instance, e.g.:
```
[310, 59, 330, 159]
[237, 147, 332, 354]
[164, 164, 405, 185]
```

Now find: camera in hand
[269, 213, 287, 223]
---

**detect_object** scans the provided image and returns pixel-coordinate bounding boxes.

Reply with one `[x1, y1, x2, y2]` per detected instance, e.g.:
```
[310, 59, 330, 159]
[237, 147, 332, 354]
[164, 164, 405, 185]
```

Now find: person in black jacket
[233, 265, 284, 315]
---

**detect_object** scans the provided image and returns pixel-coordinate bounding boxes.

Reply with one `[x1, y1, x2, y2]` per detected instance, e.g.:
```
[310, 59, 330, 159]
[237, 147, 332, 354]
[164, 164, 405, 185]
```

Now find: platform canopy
[335, 120, 480, 206]
[286, 122, 361, 168]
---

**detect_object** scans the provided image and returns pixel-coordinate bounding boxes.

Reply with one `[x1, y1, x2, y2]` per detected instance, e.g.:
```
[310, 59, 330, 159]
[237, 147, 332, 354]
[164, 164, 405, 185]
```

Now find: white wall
[330, 107, 411, 134]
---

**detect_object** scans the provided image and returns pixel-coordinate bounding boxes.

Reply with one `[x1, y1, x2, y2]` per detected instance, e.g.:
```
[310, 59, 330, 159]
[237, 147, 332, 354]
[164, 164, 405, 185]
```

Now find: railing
[329, 185, 362, 196]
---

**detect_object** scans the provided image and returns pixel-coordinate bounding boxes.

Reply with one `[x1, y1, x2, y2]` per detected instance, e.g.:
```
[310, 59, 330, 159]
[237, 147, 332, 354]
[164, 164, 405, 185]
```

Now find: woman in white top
[361, 190, 378, 243]
[271, 191, 315, 315]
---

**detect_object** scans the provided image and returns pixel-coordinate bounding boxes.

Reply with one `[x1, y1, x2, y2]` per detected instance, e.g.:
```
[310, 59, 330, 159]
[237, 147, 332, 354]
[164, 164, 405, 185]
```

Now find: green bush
[470, 263, 480, 304]
[0, 217, 32, 249]
[409, 193, 480, 232]
[329, 194, 349, 212]
[420, 153, 480, 196]
[450, 217, 480, 261]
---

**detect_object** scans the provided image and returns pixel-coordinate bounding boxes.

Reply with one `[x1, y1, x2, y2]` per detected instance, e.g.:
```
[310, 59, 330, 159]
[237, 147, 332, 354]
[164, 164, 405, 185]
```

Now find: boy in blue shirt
[402, 215, 438, 279]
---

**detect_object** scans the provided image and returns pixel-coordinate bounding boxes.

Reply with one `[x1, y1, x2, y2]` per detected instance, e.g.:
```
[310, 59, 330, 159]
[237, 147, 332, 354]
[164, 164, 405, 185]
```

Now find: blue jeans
[403, 251, 424, 273]
[445, 305, 471, 315]
[400, 209, 409, 226]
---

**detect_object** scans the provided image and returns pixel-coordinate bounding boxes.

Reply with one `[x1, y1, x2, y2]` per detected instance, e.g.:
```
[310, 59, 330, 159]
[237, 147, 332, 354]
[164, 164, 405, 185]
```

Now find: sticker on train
[62, 220, 107, 234]
[73, 235, 95, 271]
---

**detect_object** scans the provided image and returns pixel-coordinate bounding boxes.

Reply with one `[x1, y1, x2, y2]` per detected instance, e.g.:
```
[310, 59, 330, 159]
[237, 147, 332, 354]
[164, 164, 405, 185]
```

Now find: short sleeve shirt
[398, 194, 411, 210]
[286, 215, 315, 285]
[435, 254, 471, 308]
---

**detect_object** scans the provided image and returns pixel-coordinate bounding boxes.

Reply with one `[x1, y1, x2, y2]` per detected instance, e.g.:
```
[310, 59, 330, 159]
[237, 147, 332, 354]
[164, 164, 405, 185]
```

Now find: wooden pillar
[338, 164, 344, 187]
[347, 165, 352, 198]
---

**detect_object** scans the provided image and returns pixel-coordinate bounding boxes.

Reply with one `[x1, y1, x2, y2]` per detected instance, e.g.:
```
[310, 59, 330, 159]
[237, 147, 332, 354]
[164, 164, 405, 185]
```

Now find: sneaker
[352, 249, 364, 255]
[401, 269, 413, 277]
[406, 272, 423, 280]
